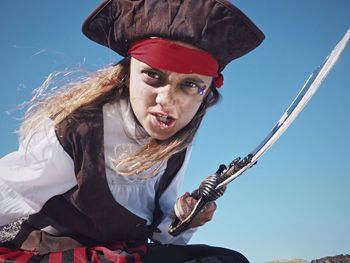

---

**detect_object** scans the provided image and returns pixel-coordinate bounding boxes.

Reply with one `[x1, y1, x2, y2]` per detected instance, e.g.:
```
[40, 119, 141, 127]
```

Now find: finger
[174, 197, 186, 219]
[206, 201, 217, 212]
[174, 193, 194, 220]
[189, 202, 218, 228]
[182, 192, 191, 198]
[201, 202, 217, 214]
[198, 202, 217, 221]
[185, 196, 197, 208]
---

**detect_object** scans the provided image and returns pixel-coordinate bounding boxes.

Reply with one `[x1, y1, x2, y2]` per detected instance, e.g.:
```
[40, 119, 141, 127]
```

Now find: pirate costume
[0, 0, 264, 262]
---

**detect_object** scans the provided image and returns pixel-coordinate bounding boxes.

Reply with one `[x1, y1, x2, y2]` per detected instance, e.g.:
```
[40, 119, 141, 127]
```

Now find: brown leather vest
[11, 104, 186, 253]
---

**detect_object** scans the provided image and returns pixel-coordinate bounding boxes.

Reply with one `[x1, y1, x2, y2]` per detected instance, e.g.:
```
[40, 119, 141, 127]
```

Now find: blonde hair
[20, 57, 220, 176]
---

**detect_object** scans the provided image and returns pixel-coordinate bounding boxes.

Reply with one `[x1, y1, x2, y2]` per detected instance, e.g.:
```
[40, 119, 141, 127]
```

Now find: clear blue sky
[0, 1, 349, 262]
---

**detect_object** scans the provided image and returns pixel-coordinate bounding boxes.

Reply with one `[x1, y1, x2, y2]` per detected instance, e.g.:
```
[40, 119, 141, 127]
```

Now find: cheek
[130, 71, 144, 98]
[129, 84, 141, 105]
[129, 75, 145, 116]
[129, 76, 155, 119]
[178, 100, 202, 126]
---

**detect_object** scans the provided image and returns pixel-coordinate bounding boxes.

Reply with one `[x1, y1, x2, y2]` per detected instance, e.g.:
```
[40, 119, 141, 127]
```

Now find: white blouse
[0, 99, 195, 244]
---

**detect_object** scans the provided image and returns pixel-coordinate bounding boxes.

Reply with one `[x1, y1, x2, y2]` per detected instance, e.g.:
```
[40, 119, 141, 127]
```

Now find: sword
[169, 29, 350, 236]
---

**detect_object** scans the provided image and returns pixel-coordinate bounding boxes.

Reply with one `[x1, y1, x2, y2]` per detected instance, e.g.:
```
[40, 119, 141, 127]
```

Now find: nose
[155, 85, 176, 107]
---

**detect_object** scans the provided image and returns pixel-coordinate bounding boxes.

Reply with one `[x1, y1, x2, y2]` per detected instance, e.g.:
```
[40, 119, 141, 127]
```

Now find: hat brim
[82, 0, 265, 71]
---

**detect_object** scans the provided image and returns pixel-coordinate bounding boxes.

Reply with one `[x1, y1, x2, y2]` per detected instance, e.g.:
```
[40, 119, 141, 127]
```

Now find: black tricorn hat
[82, 0, 265, 72]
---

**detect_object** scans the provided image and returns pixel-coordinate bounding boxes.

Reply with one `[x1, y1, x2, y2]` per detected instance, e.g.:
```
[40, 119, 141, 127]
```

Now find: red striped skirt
[0, 242, 147, 263]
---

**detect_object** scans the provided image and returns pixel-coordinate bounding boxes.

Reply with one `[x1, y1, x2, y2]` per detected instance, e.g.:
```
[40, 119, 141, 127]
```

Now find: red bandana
[128, 38, 224, 88]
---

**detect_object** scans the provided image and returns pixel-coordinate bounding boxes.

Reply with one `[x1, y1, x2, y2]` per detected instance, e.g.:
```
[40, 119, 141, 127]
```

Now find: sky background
[0, 1, 349, 262]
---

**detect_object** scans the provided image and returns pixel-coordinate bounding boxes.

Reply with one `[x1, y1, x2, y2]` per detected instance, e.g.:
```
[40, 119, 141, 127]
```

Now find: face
[129, 57, 213, 141]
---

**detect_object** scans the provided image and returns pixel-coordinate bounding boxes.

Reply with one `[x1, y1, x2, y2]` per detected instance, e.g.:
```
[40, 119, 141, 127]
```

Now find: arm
[0, 117, 77, 227]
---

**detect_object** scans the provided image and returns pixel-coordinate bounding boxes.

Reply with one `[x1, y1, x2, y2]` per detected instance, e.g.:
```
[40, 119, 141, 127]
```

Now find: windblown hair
[20, 57, 220, 176]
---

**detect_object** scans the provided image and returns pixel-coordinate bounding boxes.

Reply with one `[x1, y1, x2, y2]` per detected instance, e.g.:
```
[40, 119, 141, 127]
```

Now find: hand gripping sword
[169, 29, 350, 236]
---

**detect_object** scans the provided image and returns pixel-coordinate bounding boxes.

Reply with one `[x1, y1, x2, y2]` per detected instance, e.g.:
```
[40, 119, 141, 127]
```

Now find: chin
[151, 133, 173, 141]
[147, 129, 176, 141]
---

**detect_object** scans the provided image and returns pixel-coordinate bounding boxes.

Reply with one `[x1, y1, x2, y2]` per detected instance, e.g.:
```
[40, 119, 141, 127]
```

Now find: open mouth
[152, 113, 176, 128]
[157, 114, 172, 124]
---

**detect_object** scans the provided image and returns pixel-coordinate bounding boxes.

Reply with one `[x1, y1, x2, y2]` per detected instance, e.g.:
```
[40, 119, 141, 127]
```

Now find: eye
[143, 70, 161, 79]
[141, 69, 164, 86]
[180, 80, 206, 95]
[183, 81, 200, 89]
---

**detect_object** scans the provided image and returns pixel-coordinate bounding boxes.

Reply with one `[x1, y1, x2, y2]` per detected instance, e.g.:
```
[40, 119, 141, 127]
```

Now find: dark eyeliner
[141, 68, 165, 86]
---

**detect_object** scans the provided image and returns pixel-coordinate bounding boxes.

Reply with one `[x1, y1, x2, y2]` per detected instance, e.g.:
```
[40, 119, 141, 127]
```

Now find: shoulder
[56, 103, 105, 136]
[54, 104, 105, 158]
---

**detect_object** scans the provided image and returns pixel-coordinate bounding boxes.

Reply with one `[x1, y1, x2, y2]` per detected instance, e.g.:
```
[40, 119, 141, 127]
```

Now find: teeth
[157, 114, 171, 124]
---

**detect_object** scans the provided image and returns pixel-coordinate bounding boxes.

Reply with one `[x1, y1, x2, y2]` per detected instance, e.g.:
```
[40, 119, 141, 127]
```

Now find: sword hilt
[168, 155, 256, 236]
[168, 165, 227, 236]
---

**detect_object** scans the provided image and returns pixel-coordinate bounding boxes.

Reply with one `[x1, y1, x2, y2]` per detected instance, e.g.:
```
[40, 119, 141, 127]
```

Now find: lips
[151, 112, 176, 129]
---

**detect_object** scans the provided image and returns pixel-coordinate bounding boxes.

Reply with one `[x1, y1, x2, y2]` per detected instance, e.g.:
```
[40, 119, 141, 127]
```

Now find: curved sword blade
[216, 29, 350, 190]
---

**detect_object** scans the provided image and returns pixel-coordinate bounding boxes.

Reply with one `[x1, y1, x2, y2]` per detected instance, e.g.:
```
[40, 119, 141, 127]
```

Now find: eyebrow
[183, 77, 205, 84]
[141, 65, 165, 75]
[140, 64, 206, 84]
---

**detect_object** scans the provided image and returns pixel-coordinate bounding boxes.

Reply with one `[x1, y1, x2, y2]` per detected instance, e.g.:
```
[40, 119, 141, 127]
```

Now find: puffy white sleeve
[0, 118, 77, 227]
[152, 147, 197, 245]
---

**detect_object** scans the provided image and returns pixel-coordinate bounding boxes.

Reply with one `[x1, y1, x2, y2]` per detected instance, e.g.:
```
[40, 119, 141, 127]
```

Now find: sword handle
[168, 165, 227, 236]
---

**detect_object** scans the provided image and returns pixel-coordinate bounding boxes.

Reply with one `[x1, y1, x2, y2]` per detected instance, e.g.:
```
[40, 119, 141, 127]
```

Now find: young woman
[0, 0, 264, 262]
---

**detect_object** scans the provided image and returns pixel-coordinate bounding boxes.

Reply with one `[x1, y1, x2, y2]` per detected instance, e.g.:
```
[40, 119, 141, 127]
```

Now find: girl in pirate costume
[0, 0, 264, 262]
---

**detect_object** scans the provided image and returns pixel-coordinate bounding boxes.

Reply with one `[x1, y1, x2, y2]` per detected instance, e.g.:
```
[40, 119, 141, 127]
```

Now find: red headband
[128, 38, 224, 88]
